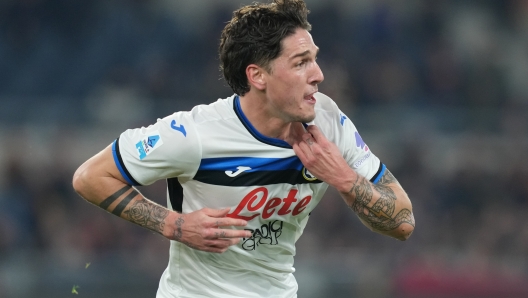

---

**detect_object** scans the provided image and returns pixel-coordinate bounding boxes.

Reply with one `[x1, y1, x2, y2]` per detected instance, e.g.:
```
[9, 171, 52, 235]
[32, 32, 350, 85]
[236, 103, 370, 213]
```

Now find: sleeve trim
[112, 138, 141, 186]
[370, 162, 386, 184]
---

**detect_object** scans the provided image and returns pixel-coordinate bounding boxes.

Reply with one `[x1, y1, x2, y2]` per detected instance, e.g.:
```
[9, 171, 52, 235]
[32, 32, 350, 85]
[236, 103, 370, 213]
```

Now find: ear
[246, 64, 266, 91]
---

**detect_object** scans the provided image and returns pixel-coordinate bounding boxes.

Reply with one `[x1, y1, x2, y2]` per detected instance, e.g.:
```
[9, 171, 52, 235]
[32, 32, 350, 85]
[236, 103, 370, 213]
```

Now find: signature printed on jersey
[242, 220, 283, 251]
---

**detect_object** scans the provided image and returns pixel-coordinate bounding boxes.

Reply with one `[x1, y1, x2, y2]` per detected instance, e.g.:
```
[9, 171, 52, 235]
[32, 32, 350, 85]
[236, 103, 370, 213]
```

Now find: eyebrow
[289, 48, 320, 60]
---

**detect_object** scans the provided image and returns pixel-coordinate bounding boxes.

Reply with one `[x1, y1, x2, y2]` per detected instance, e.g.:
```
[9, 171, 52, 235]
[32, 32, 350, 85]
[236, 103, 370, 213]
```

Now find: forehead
[280, 28, 318, 58]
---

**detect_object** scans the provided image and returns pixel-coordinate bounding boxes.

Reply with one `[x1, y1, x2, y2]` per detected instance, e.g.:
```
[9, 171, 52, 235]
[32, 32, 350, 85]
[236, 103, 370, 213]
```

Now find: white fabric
[115, 93, 381, 298]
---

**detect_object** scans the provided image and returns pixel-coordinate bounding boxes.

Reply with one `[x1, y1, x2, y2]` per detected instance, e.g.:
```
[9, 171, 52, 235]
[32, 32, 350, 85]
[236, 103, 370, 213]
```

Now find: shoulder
[312, 92, 360, 146]
[186, 95, 237, 125]
[313, 92, 339, 112]
[313, 92, 347, 127]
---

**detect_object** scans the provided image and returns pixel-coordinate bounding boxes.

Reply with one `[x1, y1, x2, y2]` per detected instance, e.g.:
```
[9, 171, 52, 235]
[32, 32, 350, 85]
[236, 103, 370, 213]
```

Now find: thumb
[202, 207, 231, 218]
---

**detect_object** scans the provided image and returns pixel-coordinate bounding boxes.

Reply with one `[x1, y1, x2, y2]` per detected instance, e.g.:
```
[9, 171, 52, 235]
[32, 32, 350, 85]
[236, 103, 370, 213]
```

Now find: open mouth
[304, 92, 317, 104]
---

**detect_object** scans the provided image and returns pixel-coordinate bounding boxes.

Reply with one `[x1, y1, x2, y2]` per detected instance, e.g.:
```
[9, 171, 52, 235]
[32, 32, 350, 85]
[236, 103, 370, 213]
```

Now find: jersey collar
[233, 95, 293, 149]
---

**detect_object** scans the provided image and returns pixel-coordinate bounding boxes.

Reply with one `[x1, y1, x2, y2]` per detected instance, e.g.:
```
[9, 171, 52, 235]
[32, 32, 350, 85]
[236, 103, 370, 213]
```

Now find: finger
[195, 245, 226, 254]
[206, 237, 242, 248]
[210, 217, 248, 227]
[182, 237, 241, 254]
[201, 208, 248, 227]
[202, 207, 231, 217]
[204, 228, 252, 239]
[304, 134, 314, 146]
[297, 139, 314, 157]
[306, 125, 325, 142]
[295, 141, 316, 164]
[292, 142, 308, 162]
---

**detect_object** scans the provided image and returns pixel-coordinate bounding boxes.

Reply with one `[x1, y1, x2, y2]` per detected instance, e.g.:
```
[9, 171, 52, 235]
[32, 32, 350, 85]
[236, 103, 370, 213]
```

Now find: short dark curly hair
[219, 0, 311, 96]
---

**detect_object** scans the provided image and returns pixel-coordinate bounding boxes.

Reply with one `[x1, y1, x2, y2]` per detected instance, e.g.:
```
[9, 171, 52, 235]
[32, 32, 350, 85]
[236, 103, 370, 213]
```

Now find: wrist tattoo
[173, 216, 200, 250]
[174, 217, 184, 240]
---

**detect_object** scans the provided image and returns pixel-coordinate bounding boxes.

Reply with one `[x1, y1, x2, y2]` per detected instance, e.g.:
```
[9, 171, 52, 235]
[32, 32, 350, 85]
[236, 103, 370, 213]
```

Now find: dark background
[1, 0, 528, 297]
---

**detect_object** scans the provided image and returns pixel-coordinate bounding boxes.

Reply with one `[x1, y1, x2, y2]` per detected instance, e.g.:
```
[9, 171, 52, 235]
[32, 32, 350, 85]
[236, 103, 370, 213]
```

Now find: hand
[291, 125, 357, 193]
[165, 207, 251, 253]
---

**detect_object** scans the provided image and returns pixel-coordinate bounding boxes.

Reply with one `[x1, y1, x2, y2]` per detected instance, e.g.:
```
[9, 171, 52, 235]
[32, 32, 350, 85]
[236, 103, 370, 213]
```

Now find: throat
[283, 122, 307, 146]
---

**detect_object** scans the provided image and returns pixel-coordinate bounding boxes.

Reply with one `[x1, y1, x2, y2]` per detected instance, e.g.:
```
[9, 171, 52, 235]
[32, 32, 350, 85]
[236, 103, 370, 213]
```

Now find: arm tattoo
[174, 217, 184, 240]
[99, 186, 170, 234]
[377, 168, 399, 186]
[348, 169, 415, 231]
[112, 189, 138, 216]
[99, 185, 131, 210]
[123, 198, 169, 234]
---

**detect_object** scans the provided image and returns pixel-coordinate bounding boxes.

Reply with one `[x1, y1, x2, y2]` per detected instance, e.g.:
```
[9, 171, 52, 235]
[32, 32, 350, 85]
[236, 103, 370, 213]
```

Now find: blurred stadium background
[1, 0, 528, 297]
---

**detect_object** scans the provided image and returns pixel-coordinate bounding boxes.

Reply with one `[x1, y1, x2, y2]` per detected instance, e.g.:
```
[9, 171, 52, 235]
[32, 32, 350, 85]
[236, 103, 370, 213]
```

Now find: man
[73, 0, 415, 297]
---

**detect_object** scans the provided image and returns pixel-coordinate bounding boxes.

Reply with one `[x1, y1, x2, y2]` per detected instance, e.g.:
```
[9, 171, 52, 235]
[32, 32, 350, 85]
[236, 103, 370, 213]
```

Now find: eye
[296, 59, 307, 67]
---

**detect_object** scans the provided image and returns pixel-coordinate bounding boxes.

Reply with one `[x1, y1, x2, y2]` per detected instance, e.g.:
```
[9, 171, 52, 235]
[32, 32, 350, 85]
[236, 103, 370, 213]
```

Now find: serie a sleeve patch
[134, 132, 164, 160]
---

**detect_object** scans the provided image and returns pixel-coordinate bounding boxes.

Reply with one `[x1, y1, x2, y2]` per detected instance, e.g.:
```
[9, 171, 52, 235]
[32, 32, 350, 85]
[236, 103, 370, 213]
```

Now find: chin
[299, 114, 316, 123]
[285, 108, 315, 123]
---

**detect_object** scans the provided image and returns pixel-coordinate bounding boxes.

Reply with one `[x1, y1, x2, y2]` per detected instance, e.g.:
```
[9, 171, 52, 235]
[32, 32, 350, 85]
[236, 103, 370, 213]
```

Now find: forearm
[338, 169, 415, 240]
[73, 145, 251, 253]
[72, 153, 177, 238]
[288, 125, 415, 240]
[95, 186, 170, 235]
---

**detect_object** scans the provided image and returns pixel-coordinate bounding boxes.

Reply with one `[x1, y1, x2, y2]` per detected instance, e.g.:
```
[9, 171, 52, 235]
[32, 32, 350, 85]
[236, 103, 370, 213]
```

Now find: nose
[310, 62, 324, 85]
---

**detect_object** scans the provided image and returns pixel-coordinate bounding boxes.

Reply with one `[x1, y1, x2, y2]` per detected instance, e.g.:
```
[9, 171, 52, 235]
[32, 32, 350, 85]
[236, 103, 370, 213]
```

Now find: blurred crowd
[1, 0, 528, 297]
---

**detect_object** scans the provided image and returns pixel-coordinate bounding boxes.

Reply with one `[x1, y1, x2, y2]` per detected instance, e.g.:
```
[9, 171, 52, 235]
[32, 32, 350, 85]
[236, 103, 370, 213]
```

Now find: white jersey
[112, 93, 385, 298]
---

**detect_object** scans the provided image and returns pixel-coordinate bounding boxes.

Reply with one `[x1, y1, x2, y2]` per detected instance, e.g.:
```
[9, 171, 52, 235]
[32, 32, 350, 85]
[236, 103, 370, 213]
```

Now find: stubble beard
[290, 109, 316, 124]
[282, 104, 316, 124]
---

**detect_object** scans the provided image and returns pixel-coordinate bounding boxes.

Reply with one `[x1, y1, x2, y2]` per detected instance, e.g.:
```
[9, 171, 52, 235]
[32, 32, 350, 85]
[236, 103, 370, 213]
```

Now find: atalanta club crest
[302, 167, 317, 181]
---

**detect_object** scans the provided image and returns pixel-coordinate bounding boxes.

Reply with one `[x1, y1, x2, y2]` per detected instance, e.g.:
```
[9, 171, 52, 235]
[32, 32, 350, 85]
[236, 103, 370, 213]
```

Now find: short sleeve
[112, 111, 201, 186]
[338, 112, 386, 184]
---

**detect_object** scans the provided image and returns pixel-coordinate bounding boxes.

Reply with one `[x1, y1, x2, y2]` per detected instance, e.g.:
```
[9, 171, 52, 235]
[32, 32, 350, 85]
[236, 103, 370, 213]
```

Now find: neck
[238, 94, 293, 141]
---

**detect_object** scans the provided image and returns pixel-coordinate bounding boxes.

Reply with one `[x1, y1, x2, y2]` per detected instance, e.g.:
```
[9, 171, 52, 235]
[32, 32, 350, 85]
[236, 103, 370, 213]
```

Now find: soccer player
[72, 0, 415, 297]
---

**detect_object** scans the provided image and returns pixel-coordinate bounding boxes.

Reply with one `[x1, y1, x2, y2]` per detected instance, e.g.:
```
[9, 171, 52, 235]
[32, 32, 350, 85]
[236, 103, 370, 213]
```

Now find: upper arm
[114, 112, 202, 186]
[73, 111, 201, 201]
[73, 144, 130, 202]
[75, 144, 126, 182]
